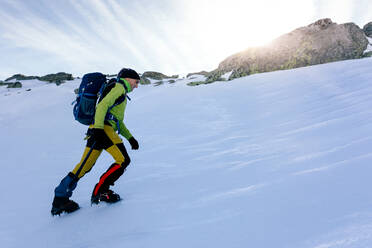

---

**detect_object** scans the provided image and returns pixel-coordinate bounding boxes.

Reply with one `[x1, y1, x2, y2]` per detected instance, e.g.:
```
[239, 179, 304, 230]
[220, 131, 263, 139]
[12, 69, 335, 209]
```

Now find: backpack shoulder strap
[98, 80, 117, 103]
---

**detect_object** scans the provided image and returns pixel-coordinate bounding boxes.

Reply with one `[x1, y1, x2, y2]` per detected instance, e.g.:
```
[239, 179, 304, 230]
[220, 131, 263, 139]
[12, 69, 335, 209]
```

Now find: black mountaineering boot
[91, 163, 124, 204]
[91, 188, 121, 204]
[51, 196, 80, 215]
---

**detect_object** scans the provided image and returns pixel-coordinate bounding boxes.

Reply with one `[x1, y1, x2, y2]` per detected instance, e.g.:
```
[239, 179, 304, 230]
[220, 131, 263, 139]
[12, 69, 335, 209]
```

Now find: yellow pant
[72, 125, 130, 179]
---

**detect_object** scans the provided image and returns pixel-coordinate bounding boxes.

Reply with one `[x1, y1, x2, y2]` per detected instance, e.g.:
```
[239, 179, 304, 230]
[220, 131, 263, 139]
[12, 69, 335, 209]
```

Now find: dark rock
[187, 81, 206, 86]
[39, 72, 73, 83]
[153, 81, 164, 87]
[7, 81, 22, 88]
[207, 18, 368, 83]
[4, 72, 74, 85]
[142, 71, 172, 80]
[363, 51, 372, 57]
[5, 74, 39, 82]
[363, 22, 372, 37]
[140, 77, 151, 85]
[168, 80, 176, 84]
[205, 69, 225, 82]
[55, 80, 65, 86]
[309, 18, 333, 29]
[187, 71, 209, 78]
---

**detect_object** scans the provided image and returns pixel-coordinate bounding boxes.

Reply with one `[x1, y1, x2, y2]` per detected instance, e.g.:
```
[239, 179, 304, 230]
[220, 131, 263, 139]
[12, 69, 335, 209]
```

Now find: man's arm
[119, 121, 133, 140]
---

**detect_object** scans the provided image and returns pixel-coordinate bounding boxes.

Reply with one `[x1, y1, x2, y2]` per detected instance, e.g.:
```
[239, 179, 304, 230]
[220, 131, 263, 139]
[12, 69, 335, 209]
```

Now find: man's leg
[51, 132, 104, 215]
[54, 143, 102, 197]
[91, 125, 131, 203]
[72, 147, 103, 179]
[92, 143, 130, 197]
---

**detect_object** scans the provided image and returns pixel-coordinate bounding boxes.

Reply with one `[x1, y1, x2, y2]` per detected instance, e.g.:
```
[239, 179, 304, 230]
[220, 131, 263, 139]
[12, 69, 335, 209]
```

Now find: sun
[184, 0, 316, 57]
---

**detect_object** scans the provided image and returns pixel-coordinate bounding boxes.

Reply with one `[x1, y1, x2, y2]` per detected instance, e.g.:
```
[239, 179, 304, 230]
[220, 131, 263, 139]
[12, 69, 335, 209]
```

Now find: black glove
[89, 128, 106, 145]
[128, 137, 139, 150]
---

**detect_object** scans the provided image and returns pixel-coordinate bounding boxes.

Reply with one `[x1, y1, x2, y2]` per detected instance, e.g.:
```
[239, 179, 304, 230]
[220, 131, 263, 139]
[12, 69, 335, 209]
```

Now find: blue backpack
[73, 72, 108, 125]
[73, 72, 129, 127]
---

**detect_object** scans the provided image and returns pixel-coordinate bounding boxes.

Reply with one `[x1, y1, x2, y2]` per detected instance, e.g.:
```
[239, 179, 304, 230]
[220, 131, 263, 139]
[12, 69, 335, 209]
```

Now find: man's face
[127, 78, 140, 90]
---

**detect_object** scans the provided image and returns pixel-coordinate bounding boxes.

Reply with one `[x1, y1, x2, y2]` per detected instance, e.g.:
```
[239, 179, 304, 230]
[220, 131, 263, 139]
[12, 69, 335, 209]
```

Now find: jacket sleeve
[94, 84, 123, 129]
[119, 121, 133, 140]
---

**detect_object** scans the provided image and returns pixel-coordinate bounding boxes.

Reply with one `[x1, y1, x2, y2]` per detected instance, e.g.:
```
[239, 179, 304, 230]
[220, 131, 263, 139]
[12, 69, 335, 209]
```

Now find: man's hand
[128, 137, 139, 150]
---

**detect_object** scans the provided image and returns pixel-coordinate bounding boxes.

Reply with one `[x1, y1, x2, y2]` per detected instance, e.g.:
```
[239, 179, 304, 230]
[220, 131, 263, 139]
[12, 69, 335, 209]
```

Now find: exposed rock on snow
[363, 36, 372, 57]
[39, 72, 73, 83]
[0, 81, 23, 88]
[4, 72, 73, 85]
[364, 22, 372, 37]
[207, 18, 369, 83]
[5, 74, 39, 82]
[6, 81, 22, 88]
[142, 71, 178, 80]
[186, 71, 209, 78]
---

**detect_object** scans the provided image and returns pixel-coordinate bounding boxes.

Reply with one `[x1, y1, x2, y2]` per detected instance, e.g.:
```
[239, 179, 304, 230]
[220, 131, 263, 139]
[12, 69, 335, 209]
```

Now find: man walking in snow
[51, 68, 140, 215]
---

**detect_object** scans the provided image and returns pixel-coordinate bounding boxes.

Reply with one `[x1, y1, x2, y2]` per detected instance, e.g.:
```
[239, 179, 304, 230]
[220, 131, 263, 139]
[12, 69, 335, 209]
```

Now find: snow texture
[1, 58, 372, 247]
[221, 70, 233, 80]
[364, 36, 372, 53]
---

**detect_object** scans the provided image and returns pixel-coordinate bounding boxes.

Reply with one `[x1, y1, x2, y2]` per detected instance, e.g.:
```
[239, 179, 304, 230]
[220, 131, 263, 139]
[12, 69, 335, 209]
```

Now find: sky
[0, 0, 371, 79]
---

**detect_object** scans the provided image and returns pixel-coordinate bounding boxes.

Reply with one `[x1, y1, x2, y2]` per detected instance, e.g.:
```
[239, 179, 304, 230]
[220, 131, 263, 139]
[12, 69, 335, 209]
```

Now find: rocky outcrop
[4, 72, 74, 85]
[5, 74, 38, 82]
[140, 71, 180, 86]
[153, 81, 164, 87]
[39, 72, 73, 84]
[7, 82, 22, 88]
[364, 22, 372, 37]
[206, 18, 369, 83]
[0, 81, 22, 88]
[142, 71, 178, 80]
[140, 76, 151, 85]
[187, 71, 209, 78]
[187, 81, 209, 86]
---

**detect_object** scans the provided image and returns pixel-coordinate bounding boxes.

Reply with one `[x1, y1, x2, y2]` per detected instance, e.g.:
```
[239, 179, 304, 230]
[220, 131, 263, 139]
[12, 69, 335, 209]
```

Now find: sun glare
[184, 0, 316, 61]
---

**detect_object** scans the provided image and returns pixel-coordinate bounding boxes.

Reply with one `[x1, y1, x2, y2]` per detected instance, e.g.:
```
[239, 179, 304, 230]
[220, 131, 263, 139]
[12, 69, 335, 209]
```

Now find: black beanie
[117, 68, 140, 80]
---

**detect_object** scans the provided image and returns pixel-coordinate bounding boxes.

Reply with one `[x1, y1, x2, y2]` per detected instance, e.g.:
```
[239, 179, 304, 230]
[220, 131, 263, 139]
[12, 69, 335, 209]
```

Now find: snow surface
[221, 70, 233, 80]
[1, 58, 372, 248]
[0, 79, 49, 95]
[364, 36, 372, 53]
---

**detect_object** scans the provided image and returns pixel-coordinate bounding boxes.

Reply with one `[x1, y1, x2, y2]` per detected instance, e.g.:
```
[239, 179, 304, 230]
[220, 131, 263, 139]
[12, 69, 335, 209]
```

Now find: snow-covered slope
[1, 58, 372, 248]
